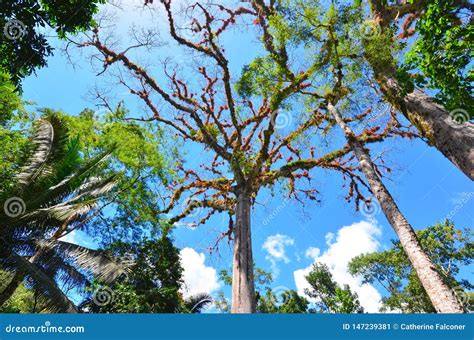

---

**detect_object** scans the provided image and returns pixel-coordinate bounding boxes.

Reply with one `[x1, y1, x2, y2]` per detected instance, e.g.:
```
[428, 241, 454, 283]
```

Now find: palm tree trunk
[231, 190, 256, 313]
[0, 248, 44, 307]
[0, 271, 24, 307]
[328, 102, 464, 313]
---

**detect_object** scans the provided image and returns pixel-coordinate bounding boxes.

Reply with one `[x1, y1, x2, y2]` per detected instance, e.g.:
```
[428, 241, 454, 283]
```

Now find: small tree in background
[0, 70, 21, 124]
[0, 69, 28, 193]
[0, 270, 41, 313]
[257, 288, 309, 314]
[216, 267, 309, 314]
[305, 263, 364, 314]
[349, 221, 473, 313]
[80, 230, 212, 313]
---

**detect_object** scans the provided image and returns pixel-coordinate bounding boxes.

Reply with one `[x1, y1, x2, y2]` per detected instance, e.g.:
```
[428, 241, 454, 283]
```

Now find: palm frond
[35, 252, 89, 289]
[6, 200, 98, 231]
[185, 293, 213, 313]
[32, 150, 115, 208]
[66, 174, 118, 205]
[15, 118, 55, 187]
[56, 262, 90, 289]
[9, 253, 78, 313]
[2, 175, 118, 235]
[37, 240, 129, 283]
[15, 114, 72, 190]
[29, 137, 82, 196]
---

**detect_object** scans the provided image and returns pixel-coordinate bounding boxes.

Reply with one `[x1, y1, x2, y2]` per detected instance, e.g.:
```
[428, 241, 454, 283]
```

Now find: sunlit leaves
[403, 0, 473, 112]
[0, 0, 106, 86]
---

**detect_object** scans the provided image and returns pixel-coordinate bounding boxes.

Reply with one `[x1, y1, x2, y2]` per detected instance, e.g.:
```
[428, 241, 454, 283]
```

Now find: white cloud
[305, 247, 321, 260]
[180, 248, 221, 298]
[263, 234, 294, 276]
[263, 234, 294, 263]
[294, 220, 383, 312]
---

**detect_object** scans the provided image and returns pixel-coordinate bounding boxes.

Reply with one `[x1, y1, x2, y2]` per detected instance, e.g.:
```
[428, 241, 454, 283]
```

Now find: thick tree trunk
[231, 190, 256, 313]
[376, 74, 474, 180]
[364, 1, 473, 179]
[328, 103, 465, 313]
[0, 271, 24, 307]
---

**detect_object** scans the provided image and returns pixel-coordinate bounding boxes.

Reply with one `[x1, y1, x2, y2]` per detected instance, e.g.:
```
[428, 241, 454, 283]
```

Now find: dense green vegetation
[402, 0, 473, 113]
[216, 264, 363, 313]
[80, 231, 212, 313]
[0, 0, 106, 86]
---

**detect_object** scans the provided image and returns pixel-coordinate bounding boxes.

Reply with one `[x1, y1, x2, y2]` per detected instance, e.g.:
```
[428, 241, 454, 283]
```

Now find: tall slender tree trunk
[328, 102, 464, 313]
[231, 190, 256, 313]
[0, 271, 23, 307]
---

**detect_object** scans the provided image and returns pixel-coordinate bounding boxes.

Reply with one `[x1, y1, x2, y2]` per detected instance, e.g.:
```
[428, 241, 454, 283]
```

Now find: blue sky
[21, 1, 473, 312]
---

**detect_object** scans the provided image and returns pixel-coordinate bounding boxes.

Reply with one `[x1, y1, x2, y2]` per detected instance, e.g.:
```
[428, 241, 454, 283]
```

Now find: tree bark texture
[328, 102, 465, 313]
[231, 191, 256, 313]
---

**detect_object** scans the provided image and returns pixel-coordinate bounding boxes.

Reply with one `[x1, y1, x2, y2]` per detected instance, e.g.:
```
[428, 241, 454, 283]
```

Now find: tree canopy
[0, 0, 106, 86]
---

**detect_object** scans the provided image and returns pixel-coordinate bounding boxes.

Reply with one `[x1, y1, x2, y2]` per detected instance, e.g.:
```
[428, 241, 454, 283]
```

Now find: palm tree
[0, 113, 128, 312]
[183, 293, 213, 313]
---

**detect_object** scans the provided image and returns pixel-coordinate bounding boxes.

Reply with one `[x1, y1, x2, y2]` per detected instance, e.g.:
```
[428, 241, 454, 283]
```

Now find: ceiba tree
[74, 0, 394, 313]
